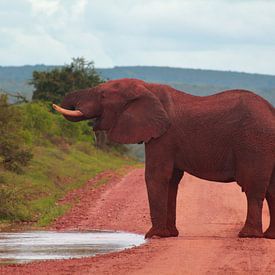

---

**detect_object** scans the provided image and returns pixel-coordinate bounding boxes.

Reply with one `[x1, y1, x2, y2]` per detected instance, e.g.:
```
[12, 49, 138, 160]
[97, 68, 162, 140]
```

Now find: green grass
[0, 141, 137, 228]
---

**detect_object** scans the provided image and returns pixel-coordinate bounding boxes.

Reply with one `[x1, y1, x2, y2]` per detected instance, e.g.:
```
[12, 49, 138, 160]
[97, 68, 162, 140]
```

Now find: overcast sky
[0, 0, 275, 74]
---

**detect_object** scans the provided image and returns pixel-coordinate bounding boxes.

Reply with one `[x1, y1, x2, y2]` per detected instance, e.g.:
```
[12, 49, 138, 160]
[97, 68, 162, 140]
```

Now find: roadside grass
[0, 141, 138, 228]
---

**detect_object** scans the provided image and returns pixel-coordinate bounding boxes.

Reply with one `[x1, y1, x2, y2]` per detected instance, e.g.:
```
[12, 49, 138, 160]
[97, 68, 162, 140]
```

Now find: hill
[0, 65, 274, 105]
[98, 66, 275, 105]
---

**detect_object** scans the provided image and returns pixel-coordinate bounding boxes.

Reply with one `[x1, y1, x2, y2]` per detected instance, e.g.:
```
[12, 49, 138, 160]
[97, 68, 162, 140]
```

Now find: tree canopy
[31, 57, 104, 103]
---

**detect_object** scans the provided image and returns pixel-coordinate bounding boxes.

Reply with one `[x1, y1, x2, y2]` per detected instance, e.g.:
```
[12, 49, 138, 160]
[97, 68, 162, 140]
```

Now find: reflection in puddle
[0, 230, 145, 263]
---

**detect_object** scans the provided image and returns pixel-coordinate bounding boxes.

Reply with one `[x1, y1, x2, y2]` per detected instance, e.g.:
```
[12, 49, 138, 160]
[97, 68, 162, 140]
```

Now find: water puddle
[0, 230, 145, 264]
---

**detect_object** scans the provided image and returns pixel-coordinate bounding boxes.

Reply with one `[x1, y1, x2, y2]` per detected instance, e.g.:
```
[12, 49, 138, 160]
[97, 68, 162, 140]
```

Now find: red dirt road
[2, 168, 275, 274]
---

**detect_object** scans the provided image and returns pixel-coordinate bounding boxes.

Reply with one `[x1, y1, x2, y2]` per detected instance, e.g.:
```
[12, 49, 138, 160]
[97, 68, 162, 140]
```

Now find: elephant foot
[167, 226, 179, 237]
[238, 226, 263, 238]
[264, 228, 275, 239]
[145, 227, 175, 239]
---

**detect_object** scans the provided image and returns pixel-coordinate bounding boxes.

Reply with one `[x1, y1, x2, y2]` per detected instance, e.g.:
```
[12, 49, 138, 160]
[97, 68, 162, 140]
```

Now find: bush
[1, 141, 33, 174]
[21, 102, 56, 134]
[20, 101, 93, 145]
[0, 186, 30, 220]
[0, 94, 33, 173]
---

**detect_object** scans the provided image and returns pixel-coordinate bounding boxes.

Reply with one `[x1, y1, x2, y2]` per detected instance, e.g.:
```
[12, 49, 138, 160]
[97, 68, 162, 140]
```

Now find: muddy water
[0, 230, 145, 263]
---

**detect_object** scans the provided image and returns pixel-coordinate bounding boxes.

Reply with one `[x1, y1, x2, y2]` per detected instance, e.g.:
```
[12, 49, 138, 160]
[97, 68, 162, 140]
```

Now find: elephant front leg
[145, 175, 171, 239]
[144, 140, 177, 239]
[166, 168, 184, 237]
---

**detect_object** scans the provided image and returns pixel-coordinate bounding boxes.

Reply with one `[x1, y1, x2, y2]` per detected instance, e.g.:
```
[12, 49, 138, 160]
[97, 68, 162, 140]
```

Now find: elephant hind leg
[264, 169, 275, 239]
[238, 193, 264, 238]
[237, 178, 268, 238]
[236, 158, 273, 238]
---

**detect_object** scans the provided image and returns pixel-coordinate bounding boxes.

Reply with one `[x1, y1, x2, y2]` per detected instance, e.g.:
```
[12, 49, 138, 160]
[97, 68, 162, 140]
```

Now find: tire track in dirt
[2, 168, 275, 274]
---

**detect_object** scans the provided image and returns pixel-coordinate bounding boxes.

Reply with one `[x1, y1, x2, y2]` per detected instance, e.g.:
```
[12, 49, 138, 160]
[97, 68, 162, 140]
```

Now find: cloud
[71, 0, 88, 18]
[123, 45, 275, 74]
[0, 27, 68, 65]
[88, 0, 275, 73]
[0, 0, 275, 74]
[27, 0, 60, 16]
[0, 0, 113, 66]
[86, 0, 275, 48]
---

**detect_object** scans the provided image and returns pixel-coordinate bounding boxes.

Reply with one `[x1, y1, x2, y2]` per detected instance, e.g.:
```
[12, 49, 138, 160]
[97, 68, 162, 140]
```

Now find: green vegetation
[0, 100, 136, 227]
[1, 143, 134, 226]
[0, 94, 32, 174]
[0, 59, 137, 228]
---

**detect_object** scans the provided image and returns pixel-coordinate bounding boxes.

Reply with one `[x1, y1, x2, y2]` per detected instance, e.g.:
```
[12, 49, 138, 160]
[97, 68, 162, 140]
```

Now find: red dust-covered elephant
[53, 78, 275, 239]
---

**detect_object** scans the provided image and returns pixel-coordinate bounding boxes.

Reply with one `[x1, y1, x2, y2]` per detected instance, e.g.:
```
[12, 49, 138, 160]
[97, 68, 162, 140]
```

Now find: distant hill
[97, 66, 275, 105]
[0, 65, 57, 100]
[0, 65, 274, 105]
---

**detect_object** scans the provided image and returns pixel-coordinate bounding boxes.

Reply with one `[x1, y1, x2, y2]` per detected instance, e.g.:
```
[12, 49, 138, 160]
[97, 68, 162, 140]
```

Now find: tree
[31, 57, 119, 150]
[31, 57, 104, 103]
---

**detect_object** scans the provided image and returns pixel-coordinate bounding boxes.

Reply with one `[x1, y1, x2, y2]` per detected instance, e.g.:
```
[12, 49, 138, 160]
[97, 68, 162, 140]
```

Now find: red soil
[1, 168, 275, 274]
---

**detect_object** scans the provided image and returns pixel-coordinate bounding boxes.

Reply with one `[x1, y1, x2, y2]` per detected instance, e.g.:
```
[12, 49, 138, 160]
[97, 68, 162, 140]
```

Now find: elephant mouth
[92, 117, 102, 131]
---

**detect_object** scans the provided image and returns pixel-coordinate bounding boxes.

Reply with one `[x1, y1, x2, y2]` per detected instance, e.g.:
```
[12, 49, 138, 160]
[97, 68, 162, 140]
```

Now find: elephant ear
[108, 84, 171, 144]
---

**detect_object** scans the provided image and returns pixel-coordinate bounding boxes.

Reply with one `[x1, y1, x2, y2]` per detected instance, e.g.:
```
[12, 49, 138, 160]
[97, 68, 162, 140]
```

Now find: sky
[0, 0, 275, 75]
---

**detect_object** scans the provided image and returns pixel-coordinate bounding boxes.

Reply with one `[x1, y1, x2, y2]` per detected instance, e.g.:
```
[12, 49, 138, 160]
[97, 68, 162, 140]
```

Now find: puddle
[0, 230, 145, 263]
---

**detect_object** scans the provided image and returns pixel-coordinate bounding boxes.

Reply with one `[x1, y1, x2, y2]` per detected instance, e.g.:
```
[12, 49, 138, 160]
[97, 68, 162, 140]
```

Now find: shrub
[1, 141, 33, 174]
[0, 186, 30, 220]
[0, 94, 33, 173]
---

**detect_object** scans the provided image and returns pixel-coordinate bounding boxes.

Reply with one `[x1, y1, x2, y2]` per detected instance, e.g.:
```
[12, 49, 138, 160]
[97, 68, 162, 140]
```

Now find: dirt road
[2, 168, 275, 274]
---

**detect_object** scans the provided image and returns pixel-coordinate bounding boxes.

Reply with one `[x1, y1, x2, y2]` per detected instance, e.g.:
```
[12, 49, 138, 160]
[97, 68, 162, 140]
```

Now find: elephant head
[53, 79, 171, 144]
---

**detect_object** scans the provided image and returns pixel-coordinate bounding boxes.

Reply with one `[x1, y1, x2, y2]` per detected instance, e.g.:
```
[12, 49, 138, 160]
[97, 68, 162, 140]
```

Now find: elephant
[53, 78, 275, 239]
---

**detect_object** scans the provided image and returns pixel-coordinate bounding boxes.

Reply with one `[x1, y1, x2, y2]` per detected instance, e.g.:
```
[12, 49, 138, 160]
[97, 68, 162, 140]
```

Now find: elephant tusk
[52, 104, 84, 117]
